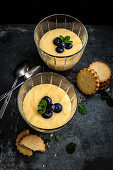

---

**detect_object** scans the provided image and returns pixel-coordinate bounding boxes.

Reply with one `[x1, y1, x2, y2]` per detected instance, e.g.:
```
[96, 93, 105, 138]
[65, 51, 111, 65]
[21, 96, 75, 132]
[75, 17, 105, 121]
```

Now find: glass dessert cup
[34, 14, 88, 71]
[17, 72, 77, 133]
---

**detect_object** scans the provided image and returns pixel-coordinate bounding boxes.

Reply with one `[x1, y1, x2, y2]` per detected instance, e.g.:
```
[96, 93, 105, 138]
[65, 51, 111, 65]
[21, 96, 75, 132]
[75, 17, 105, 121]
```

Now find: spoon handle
[0, 78, 18, 119]
[0, 81, 24, 102]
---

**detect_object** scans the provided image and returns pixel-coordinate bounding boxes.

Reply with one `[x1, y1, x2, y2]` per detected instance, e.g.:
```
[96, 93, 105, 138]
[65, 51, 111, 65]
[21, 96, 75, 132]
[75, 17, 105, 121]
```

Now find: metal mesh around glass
[34, 14, 88, 71]
[17, 72, 77, 133]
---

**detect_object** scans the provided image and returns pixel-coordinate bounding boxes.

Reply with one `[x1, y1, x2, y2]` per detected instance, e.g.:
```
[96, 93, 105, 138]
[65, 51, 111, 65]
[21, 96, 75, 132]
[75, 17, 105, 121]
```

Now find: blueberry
[58, 41, 65, 48]
[48, 104, 56, 112]
[42, 110, 53, 119]
[53, 37, 62, 46]
[54, 103, 62, 113]
[42, 96, 52, 105]
[65, 43, 73, 49]
[56, 47, 64, 53]
[58, 41, 66, 48]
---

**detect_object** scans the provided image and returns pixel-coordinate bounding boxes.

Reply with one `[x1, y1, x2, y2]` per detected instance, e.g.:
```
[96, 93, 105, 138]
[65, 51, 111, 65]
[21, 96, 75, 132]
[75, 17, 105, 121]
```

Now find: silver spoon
[0, 65, 42, 102]
[0, 61, 29, 118]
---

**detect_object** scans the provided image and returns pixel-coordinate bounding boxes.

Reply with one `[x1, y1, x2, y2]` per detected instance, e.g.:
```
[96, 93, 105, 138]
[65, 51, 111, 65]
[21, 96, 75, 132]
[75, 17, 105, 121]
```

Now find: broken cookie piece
[19, 134, 46, 152]
[16, 129, 32, 156]
[16, 143, 33, 157]
[16, 129, 30, 144]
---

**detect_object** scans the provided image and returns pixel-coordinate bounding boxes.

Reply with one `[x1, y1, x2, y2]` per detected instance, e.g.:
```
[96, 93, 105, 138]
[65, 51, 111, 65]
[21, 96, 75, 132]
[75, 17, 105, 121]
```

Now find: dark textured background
[0, 24, 113, 170]
[0, 1, 113, 25]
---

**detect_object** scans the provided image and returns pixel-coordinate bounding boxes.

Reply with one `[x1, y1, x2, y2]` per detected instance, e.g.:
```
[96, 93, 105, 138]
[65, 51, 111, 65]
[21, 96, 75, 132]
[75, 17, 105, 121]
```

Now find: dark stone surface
[0, 24, 113, 170]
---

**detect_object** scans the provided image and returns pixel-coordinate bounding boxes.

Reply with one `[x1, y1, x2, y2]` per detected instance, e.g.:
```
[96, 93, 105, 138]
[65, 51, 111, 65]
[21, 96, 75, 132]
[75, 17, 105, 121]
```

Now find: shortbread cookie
[76, 68, 100, 95]
[16, 130, 33, 156]
[89, 61, 111, 83]
[20, 134, 46, 152]
[16, 144, 33, 157]
[16, 129, 30, 144]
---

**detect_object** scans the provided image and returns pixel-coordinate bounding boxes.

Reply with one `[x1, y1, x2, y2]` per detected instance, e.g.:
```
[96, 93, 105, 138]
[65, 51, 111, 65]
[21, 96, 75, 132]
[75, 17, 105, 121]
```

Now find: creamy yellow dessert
[39, 28, 82, 56]
[23, 84, 75, 129]
[38, 28, 83, 71]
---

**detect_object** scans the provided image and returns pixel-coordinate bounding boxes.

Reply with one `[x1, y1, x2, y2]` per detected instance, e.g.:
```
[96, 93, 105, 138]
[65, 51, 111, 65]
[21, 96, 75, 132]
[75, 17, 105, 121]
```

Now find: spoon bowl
[0, 65, 43, 102]
[24, 65, 43, 80]
[14, 61, 29, 78]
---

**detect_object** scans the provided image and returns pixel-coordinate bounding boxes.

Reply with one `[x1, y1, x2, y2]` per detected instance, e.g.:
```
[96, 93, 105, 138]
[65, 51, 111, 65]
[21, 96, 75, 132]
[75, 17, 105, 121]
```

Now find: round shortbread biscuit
[76, 68, 100, 95]
[89, 61, 111, 83]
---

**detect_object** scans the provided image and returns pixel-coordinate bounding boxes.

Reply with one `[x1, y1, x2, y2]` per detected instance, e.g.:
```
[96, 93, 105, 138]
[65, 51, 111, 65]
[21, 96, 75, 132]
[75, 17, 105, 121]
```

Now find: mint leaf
[64, 36, 70, 41]
[38, 99, 47, 114]
[39, 99, 47, 106]
[64, 40, 73, 43]
[59, 35, 73, 44]
[38, 109, 45, 114]
[78, 104, 87, 115]
[55, 135, 60, 141]
[38, 104, 46, 114]
[59, 35, 64, 41]
[38, 105, 43, 110]
[38, 104, 45, 110]
[66, 142, 76, 154]
[64, 36, 73, 43]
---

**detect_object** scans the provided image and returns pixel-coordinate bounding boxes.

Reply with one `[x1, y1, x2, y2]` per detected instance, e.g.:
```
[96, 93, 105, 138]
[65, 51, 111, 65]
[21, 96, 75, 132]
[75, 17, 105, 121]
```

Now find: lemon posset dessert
[23, 84, 77, 129]
[39, 28, 83, 71]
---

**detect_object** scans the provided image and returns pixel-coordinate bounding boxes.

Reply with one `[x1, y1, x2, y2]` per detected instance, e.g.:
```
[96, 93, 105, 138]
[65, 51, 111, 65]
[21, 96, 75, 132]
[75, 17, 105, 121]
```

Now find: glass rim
[34, 13, 88, 58]
[17, 72, 78, 132]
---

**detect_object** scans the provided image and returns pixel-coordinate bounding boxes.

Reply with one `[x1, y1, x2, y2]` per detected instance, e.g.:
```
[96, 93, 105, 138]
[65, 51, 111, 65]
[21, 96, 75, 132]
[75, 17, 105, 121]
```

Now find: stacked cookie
[89, 61, 111, 90]
[76, 61, 111, 95]
[16, 130, 46, 156]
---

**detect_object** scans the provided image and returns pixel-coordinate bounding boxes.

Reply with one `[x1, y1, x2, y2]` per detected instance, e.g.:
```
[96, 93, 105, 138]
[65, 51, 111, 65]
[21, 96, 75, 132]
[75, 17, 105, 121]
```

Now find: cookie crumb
[50, 134, 53, 137]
